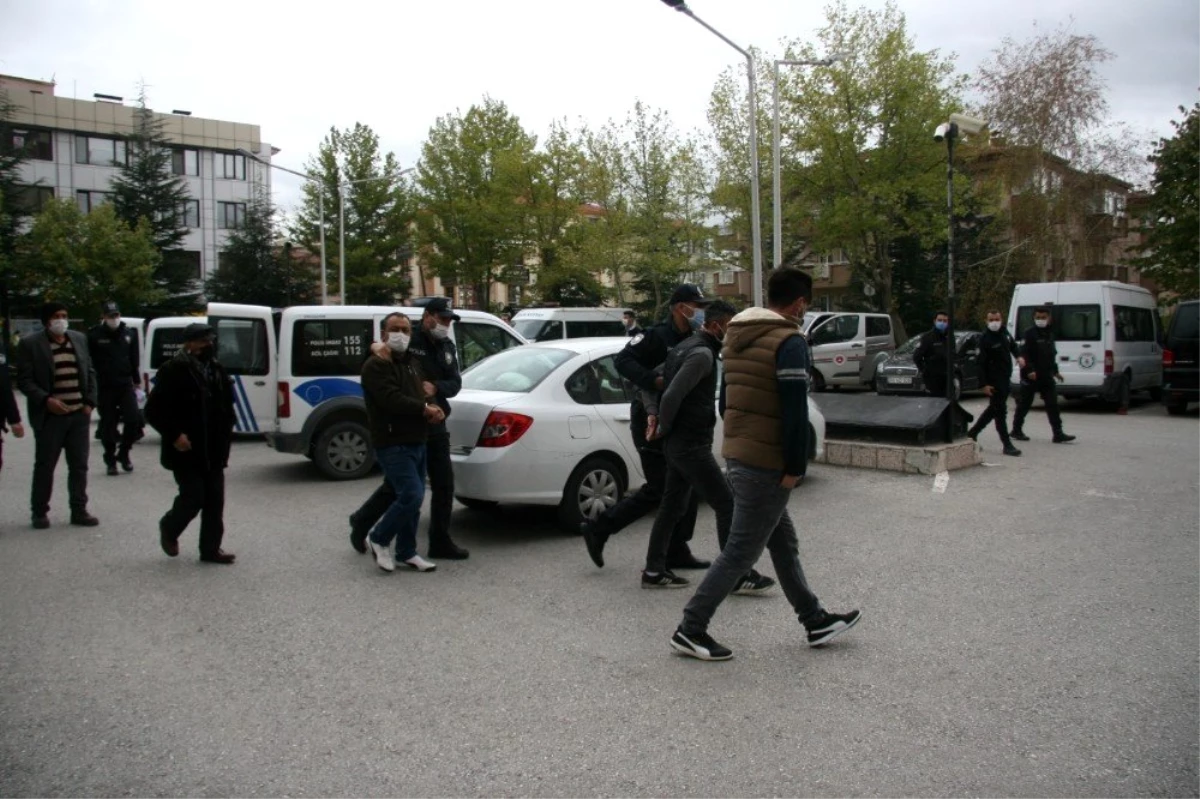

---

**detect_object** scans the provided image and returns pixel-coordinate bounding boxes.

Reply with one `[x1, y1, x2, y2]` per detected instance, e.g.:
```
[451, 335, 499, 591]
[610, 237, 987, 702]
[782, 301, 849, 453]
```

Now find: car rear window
[513, 318, 563, 341]
[149, 327, 186, 368]
[461, 346, 574, 393]
[1170, 303, 1199, 340]
[1016, 305, 1101, 341]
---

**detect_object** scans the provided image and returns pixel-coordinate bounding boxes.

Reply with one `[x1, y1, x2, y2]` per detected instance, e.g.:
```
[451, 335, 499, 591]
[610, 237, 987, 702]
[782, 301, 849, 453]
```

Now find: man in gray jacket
[16, 302, 100, 529]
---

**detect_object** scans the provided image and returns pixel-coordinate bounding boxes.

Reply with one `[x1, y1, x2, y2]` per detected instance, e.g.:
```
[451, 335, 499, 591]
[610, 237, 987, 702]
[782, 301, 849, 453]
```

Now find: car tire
[1147, 385, 1163, 402]
[811, 369, 827, 392]
[1166, 399, 1189, 416]
[456, 496, 499, 511]
[1112, 372, 1132, 411]
[558, 455, 624, 532]
[313, 420, 375, 480]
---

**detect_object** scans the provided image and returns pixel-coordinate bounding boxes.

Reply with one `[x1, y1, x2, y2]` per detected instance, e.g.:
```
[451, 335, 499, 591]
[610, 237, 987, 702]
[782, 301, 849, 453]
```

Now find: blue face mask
[688, 308, 705, 332]
[934, 320, 948, 332]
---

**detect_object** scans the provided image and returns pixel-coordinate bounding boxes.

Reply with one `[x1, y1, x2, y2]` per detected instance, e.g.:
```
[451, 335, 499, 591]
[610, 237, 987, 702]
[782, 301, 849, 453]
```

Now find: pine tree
[206, 193, 317, 307]
[109, 87, 199, 312]
[0, 87, 33, 359]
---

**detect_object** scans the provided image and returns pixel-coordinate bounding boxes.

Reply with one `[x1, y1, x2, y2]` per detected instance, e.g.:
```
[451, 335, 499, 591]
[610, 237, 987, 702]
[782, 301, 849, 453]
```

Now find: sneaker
[1002, 444, 1022, 456]
[1010, 430, 1030, 441]
[641, 570, 689, 589]
[805, 609, 862, 647]
[369, 539, 395, 572]
[670, 627, 733, 661]
[732, 570, 776, 596]
[1052, 433, 1076, 443]
[403, 555, 437, 572]
[581, 521, 608, 568]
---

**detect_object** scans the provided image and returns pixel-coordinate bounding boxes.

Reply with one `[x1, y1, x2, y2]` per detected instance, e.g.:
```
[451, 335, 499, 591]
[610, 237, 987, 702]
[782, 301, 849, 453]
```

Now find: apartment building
[2, 73, 273, 285]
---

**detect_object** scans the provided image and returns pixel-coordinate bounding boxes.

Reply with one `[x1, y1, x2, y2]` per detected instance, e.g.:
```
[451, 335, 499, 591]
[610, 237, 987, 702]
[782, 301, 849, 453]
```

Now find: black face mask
[195, 345, 215, 362]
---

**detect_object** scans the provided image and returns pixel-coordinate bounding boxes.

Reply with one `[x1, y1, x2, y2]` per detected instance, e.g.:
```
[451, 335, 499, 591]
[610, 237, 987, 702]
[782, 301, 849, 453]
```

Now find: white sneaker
[369, 540, 395, 572]
[403, 555, 437, 572]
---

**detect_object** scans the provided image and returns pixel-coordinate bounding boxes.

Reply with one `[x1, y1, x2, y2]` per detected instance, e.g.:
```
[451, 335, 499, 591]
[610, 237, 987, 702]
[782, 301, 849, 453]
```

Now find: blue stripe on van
[232, 375, 259, 433]
[292, 378, 363, 408]
[230, 375, 249, 432]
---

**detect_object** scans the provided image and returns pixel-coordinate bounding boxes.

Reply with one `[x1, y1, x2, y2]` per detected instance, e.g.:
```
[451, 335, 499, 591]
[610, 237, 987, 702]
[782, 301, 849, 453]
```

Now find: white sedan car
[448, 337, 826, 531]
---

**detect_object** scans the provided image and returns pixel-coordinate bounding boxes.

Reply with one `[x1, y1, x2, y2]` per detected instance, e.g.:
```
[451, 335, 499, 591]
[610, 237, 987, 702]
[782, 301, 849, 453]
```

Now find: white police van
[207, 303, 526, 479]
[510, 307, 631, 341]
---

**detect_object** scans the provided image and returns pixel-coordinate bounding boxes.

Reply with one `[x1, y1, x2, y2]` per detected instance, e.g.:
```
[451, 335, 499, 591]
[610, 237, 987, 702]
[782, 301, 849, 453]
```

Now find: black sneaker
[348, 515, 368, 555]
[1052, 433, 1076, 443]
[641, 570, 689, 589]
[732, 570, 776, 596]
[581, 522, 608, 568]
[670, 627, 733, 661]
[1010, 430, 1030, 441]
[1002, 444, 1022, 456]
[805, 609, 862, 647]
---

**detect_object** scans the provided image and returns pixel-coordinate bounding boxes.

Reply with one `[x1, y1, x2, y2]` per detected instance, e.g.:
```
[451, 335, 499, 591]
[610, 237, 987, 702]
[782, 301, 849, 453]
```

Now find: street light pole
[337, 168, 415, 306]
[661, 0, 764, 306]
[771, 55, 842, 272]
[238, 149, 328, 305]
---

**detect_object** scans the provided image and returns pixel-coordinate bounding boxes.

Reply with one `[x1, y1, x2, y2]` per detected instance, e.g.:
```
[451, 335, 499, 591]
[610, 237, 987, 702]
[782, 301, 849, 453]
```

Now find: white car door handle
[615, 415, 631, 422]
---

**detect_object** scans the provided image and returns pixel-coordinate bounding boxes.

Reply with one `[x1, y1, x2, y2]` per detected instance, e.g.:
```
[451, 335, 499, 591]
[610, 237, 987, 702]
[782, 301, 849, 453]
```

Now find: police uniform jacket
[407, 326, 461, 433]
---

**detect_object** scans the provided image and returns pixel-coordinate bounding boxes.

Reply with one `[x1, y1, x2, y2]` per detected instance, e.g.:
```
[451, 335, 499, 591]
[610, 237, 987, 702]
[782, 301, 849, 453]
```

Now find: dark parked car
[875, 331, 983, 400]
[1162, 299, 1198, 415]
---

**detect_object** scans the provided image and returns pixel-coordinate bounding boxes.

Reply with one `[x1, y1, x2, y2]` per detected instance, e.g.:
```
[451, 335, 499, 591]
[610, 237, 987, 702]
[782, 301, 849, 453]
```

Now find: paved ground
[0, 394, 1196, 797]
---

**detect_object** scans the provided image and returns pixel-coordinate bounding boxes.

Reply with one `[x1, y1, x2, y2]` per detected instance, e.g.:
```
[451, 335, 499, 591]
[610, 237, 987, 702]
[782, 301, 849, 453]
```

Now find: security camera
[949, 113, 987, 136]
[933, 123, 952, 143]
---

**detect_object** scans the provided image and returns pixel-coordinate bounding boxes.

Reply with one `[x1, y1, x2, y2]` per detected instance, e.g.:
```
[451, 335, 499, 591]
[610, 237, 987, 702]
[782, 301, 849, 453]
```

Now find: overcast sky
[2, 0, 1196, 211]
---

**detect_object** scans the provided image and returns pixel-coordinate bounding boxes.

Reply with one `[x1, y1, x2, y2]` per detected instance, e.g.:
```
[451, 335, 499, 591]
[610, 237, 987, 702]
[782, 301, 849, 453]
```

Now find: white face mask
[429, 324, 451, 341]
[1035, 319, 1049, 329]
[48, 319, 68, 336]
[987, 321, 1002, 332]
[105, 317, 120, 330]
[387, 331, 410, 353]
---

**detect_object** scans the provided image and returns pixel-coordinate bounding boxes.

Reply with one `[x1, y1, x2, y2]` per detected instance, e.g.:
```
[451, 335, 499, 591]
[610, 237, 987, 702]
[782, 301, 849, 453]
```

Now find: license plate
[888, 376, 913, 385]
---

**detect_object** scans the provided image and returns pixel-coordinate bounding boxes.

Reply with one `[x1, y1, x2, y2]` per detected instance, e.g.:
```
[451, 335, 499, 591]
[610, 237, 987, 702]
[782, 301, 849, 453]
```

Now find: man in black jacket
[1012, 305, 1077, 444]
[968, 310, 1023, 456]
[147, 323, 237, 564]
[88, 301, 141, 475]
[349, 299, 468, 559]
[913, 310, 952, 397]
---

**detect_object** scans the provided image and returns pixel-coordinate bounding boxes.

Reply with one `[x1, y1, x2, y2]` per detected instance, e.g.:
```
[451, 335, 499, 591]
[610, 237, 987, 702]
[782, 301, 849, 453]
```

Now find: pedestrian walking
[1, 361, 25, 478]
[669, 268, 860, 662]
[87, 301, 141, 476]
[622, 310, 643, 338]
[349, 299, 469, 560]
[968, 310, 1023, 456]
[145, 323, 237, 564]
[16, 302, 100, 529]
[1011, 305, 1077, 444]
[579, 285, 705, 569]
[913, 310, 953, 398]
[361, 312, 444, 574]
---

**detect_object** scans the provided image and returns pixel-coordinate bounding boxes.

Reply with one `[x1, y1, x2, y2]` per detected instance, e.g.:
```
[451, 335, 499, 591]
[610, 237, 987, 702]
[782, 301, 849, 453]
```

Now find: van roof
[277, 305, 504, 320]
[512, 307, 630, 318]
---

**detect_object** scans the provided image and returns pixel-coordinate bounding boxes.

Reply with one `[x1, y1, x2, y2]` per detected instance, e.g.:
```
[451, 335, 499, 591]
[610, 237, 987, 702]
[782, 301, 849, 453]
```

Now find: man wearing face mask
[16, 302, 99, 529]
[349, 298, 468, 560]
[87, 301, 141, 476]
[145, 323, 237, 563]
[913, 310, 953, 398]
[967, 310, 1023, 456]
[622, 311, 643, 338]
[1012, 305, 1076, 444]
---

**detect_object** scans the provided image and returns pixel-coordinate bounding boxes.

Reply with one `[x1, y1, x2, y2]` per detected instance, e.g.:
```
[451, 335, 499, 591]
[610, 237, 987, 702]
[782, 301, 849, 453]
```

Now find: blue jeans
[368, 444, 427, 561]
[681, 458, 822, 635]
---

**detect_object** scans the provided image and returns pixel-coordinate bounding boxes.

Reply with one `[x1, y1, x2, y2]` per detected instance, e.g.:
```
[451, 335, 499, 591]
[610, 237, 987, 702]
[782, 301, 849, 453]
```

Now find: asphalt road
[0, 394, 1196, 797]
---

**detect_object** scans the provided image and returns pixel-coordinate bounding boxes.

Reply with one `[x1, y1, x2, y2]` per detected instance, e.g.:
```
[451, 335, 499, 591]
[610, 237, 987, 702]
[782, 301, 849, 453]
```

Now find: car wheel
[1166, 399, 1189, 416]
[1147, 385, 1163, 402]
[558, 455, 624, 532]
[811, 369, 827, 392]
[1113, 372, 1132, 411]
[456, 496, 499, 511]
[313, 420, 375, 480]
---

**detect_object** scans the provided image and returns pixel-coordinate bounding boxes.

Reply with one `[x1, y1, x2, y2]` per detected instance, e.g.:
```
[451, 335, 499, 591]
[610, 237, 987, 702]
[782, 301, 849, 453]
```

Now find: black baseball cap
[668, 284, 711, 306]
[424, 297, 461, 321]
[182, 323, 215, 342]
[101, 301, 120, 316]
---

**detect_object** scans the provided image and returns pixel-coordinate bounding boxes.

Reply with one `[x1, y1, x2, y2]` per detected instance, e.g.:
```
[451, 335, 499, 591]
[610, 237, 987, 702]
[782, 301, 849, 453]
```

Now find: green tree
[1135, 103, 1199, 299]
[109, 87, 199, 312]
[416, 97, 535, 309]
[206, 193, 317, 307]
[0, 87, 34, 358]
[14, 199, 160, 313]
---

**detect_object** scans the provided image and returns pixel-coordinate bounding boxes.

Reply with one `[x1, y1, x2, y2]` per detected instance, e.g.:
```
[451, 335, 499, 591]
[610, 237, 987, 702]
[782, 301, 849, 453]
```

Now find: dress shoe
[349, 516, 369, 555]
[581, 521, 608, 568]
[106, 463, 120, 476]
[1052, 433, 1076, 444]
[428, 542, 469, 560]
[70, 512, 100, 527]
[159, 522, 179, 557]
[31, 515, 50, 530]
[667, 552, 712, 570]
[200, 550, 236, 564]
[119, 456, 134, 472]
[1002, 444, 1022, 457]
[1010, 430, 1030, 441]
[967, 428, 980, 441]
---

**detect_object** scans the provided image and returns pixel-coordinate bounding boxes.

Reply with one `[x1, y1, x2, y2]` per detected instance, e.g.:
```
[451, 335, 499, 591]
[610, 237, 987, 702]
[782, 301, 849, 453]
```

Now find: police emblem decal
[1078, 353, 1095, 369]
[629, 333, 645, 346]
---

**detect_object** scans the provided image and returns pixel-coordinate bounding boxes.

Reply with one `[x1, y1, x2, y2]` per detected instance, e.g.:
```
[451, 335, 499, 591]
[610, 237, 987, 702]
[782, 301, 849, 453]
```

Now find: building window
[76, 190, 111, 213]
[9, 128, 53, 161]
[218, 201, 247, 229]
[718, 270, 736, 285]
[217, 152, 246, 180]
[74, 135, 127, 167]
[181, 199, 200, 228]
[164, 250, 203, 282]
[172, 148, 200, 176]
[11, 185, 55, 214]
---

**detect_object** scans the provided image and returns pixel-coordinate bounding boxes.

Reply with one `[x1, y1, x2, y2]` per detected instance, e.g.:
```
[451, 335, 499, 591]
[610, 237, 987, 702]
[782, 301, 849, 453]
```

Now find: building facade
[2, 74, 272, 287]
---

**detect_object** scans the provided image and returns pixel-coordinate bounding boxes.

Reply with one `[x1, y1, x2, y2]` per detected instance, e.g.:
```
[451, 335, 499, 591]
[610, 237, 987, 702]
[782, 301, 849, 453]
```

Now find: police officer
[968, 310, 1023, 456]
[913, 310, 952, 397]
[1012, 304, 1076, 444]
[88, 301, 141, 475]
[580, 285, 705, 570]
[349, 298, 469, 559]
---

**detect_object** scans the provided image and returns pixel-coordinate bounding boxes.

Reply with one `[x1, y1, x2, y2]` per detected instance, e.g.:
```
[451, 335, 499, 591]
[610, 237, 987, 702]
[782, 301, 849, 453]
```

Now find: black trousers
[98, 386, 140, 463]
[31, 411, 90, 516]
[161, 467, 226, 556]
[1012, 380, 1064, 435]
[925, 374, 948, 398]
[644, 436, 731, 573]
[350, 431, 456, 550]
[971, 385, 1014, 444]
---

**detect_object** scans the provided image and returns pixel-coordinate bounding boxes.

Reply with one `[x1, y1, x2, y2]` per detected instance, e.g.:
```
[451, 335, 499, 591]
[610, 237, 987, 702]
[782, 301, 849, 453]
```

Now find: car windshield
[461, 346, 575, 393]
